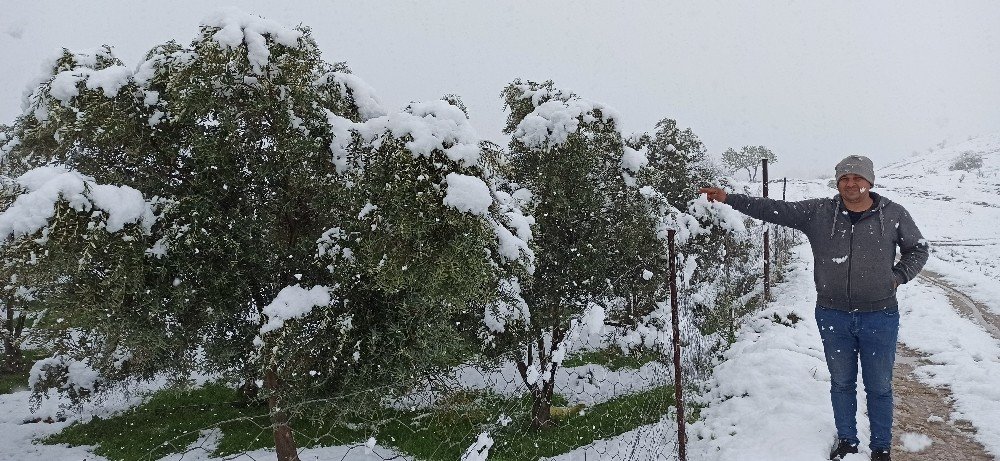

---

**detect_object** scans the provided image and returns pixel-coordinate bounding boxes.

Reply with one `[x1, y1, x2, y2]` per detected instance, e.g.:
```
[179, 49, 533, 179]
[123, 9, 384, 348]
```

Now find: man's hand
[698, 187, 728, 203]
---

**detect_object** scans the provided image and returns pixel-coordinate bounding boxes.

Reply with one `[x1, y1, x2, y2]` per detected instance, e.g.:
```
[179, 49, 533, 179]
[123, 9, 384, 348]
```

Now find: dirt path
[891, 346, 992, 460]
[889, 273, 999, 460]
[918, 271, 1000, 341]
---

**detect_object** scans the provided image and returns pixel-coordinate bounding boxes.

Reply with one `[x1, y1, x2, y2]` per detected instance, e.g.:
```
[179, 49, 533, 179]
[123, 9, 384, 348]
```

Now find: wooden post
[762, 159, 771, 302]
[668, 229, 686, 461]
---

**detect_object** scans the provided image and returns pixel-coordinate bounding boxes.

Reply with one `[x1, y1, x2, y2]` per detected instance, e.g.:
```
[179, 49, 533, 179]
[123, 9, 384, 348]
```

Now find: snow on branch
[314, 71, 388, 121]
[49, 65, 132, 104]
[620, 146, 648, 173]
[443, 173, 492, 215]
[201, 7, 304, 74]
[258, 284, 333, 335]
[687, 194, 748, 236]
[28, 355, 100, 396]
[483, 277, 531, 334]
[0, 166, 155, 245]
[620, 145, 649, 187]
[513, 96, 622, 148]
[326, 99, 481, 173]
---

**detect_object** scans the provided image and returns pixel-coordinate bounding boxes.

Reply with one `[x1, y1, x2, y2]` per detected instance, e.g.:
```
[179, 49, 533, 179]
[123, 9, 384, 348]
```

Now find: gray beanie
[835, 155, 875, 186]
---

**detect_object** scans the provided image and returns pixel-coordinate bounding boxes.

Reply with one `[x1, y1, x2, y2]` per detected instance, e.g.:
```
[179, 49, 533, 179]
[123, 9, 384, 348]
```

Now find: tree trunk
[530, 355, 560, 431]
[2, 307, 25, 374]
[265, 368, 300, 461]
[1, 343, 23, 373]
[529, 386, 552, 430]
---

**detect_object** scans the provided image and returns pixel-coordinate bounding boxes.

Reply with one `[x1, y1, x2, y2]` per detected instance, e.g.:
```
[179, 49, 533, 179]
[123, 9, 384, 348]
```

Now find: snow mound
[899, 432, 933, 452]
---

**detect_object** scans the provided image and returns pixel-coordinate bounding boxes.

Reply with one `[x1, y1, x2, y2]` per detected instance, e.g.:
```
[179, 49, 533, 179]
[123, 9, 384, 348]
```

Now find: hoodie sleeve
[893, 206, 929, 285]
[724, 194, 819, 231]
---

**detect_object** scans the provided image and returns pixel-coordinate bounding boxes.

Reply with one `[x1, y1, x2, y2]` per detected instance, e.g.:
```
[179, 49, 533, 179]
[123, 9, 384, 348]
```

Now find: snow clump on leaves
[0, 166, 155, 244]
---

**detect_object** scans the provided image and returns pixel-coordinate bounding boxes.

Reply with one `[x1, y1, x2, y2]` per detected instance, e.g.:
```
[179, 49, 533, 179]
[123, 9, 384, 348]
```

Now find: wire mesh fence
[0, 208, 803, 461]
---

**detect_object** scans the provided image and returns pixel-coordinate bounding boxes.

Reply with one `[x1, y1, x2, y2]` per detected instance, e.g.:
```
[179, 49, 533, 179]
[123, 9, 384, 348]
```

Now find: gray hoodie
[725, 192, 929, 312]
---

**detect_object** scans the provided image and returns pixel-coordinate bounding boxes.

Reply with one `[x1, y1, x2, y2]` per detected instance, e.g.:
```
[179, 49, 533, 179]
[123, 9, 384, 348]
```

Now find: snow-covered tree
[0, 181, 31, 373]
[722, 145, 777, 182]
[258, 96, 534, 431]
[0, 166, 155, 403]
[632, 118, 716, 207]
[494, 80, 666, 429]
[0, 11, 530, 461]
[635, 123, 762, 346]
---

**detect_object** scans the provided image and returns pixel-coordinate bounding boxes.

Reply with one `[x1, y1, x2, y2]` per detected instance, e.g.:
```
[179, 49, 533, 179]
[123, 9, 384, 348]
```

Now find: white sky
[2, 0, 998, 179]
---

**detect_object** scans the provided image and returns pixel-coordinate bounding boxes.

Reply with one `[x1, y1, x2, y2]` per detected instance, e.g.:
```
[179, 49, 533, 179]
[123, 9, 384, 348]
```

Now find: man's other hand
[698, 187, 728, 203]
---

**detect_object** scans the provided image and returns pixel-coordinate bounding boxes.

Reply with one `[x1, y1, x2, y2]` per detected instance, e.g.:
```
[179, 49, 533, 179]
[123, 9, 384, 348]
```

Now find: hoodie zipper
[839, 193, 883, 311]
[845, 203, 880, 311]
[847, 223, 854, 310]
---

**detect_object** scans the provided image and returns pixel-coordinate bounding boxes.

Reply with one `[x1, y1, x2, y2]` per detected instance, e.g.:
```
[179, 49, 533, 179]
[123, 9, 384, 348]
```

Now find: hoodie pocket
[814, 252, 850, 302]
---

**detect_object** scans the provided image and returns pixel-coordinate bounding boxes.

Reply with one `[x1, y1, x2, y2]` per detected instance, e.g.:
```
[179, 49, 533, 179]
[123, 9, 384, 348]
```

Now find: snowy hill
[881, 133, 1000, 209]
[882, 133, 1000, 179]
[876, 133, 1000, 313]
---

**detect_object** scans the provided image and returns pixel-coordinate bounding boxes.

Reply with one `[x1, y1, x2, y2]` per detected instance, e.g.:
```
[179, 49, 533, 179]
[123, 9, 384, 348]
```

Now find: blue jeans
[815, 305, 899, 451]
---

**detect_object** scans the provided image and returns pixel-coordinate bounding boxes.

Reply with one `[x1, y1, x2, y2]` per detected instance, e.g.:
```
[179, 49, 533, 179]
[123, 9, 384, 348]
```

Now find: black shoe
[871, 449, 891, 461]
[829, 439, 859, 460]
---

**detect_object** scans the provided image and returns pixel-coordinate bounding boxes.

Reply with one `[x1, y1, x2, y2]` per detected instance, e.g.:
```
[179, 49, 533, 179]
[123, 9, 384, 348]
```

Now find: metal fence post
[668, 229, 686, 461]
[762, 158, 771, 302]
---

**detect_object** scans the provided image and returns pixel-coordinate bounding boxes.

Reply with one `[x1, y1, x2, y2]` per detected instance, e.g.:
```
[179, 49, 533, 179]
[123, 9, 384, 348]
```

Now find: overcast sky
[2, 1, 998, 180]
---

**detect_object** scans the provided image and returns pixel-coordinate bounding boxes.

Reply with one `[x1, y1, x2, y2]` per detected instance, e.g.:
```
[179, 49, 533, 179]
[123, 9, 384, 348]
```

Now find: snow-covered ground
[0, 380, 158, 461]
[393, 359, 671, 411]
[683, 243, 1000, 460]
[879, 136, 1000, 457]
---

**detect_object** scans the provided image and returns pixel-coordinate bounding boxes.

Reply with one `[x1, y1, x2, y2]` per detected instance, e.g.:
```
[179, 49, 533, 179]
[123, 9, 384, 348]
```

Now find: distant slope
[873, 132, 1000, 319]
[880, 133, 1000, 208]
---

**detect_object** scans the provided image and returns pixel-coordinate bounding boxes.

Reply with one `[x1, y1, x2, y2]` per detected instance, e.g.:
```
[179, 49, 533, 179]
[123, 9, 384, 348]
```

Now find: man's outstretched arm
[698, 186, 816, 231]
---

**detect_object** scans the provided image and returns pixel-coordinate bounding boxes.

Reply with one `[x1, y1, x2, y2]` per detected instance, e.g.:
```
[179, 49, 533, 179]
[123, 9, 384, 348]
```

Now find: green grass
[562, 347, 663, 371]
[44, 382, 681, 461]
[486, 385, 676, 460]
[46, 384, 255, 461]
[0, 371, 28, 395]
[44, 383, 372, 461]
[0, 349, 49, 395]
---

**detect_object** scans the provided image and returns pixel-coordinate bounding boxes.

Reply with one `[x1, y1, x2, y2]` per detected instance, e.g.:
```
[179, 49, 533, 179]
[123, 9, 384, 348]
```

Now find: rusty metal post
[781, 176, 788, 260]
[762, 158, 771, 302]
[668, 229, 686, 461]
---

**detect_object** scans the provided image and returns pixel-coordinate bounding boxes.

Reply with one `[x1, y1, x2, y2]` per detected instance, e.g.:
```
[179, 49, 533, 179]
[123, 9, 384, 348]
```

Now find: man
[699, 155, 929, 461]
